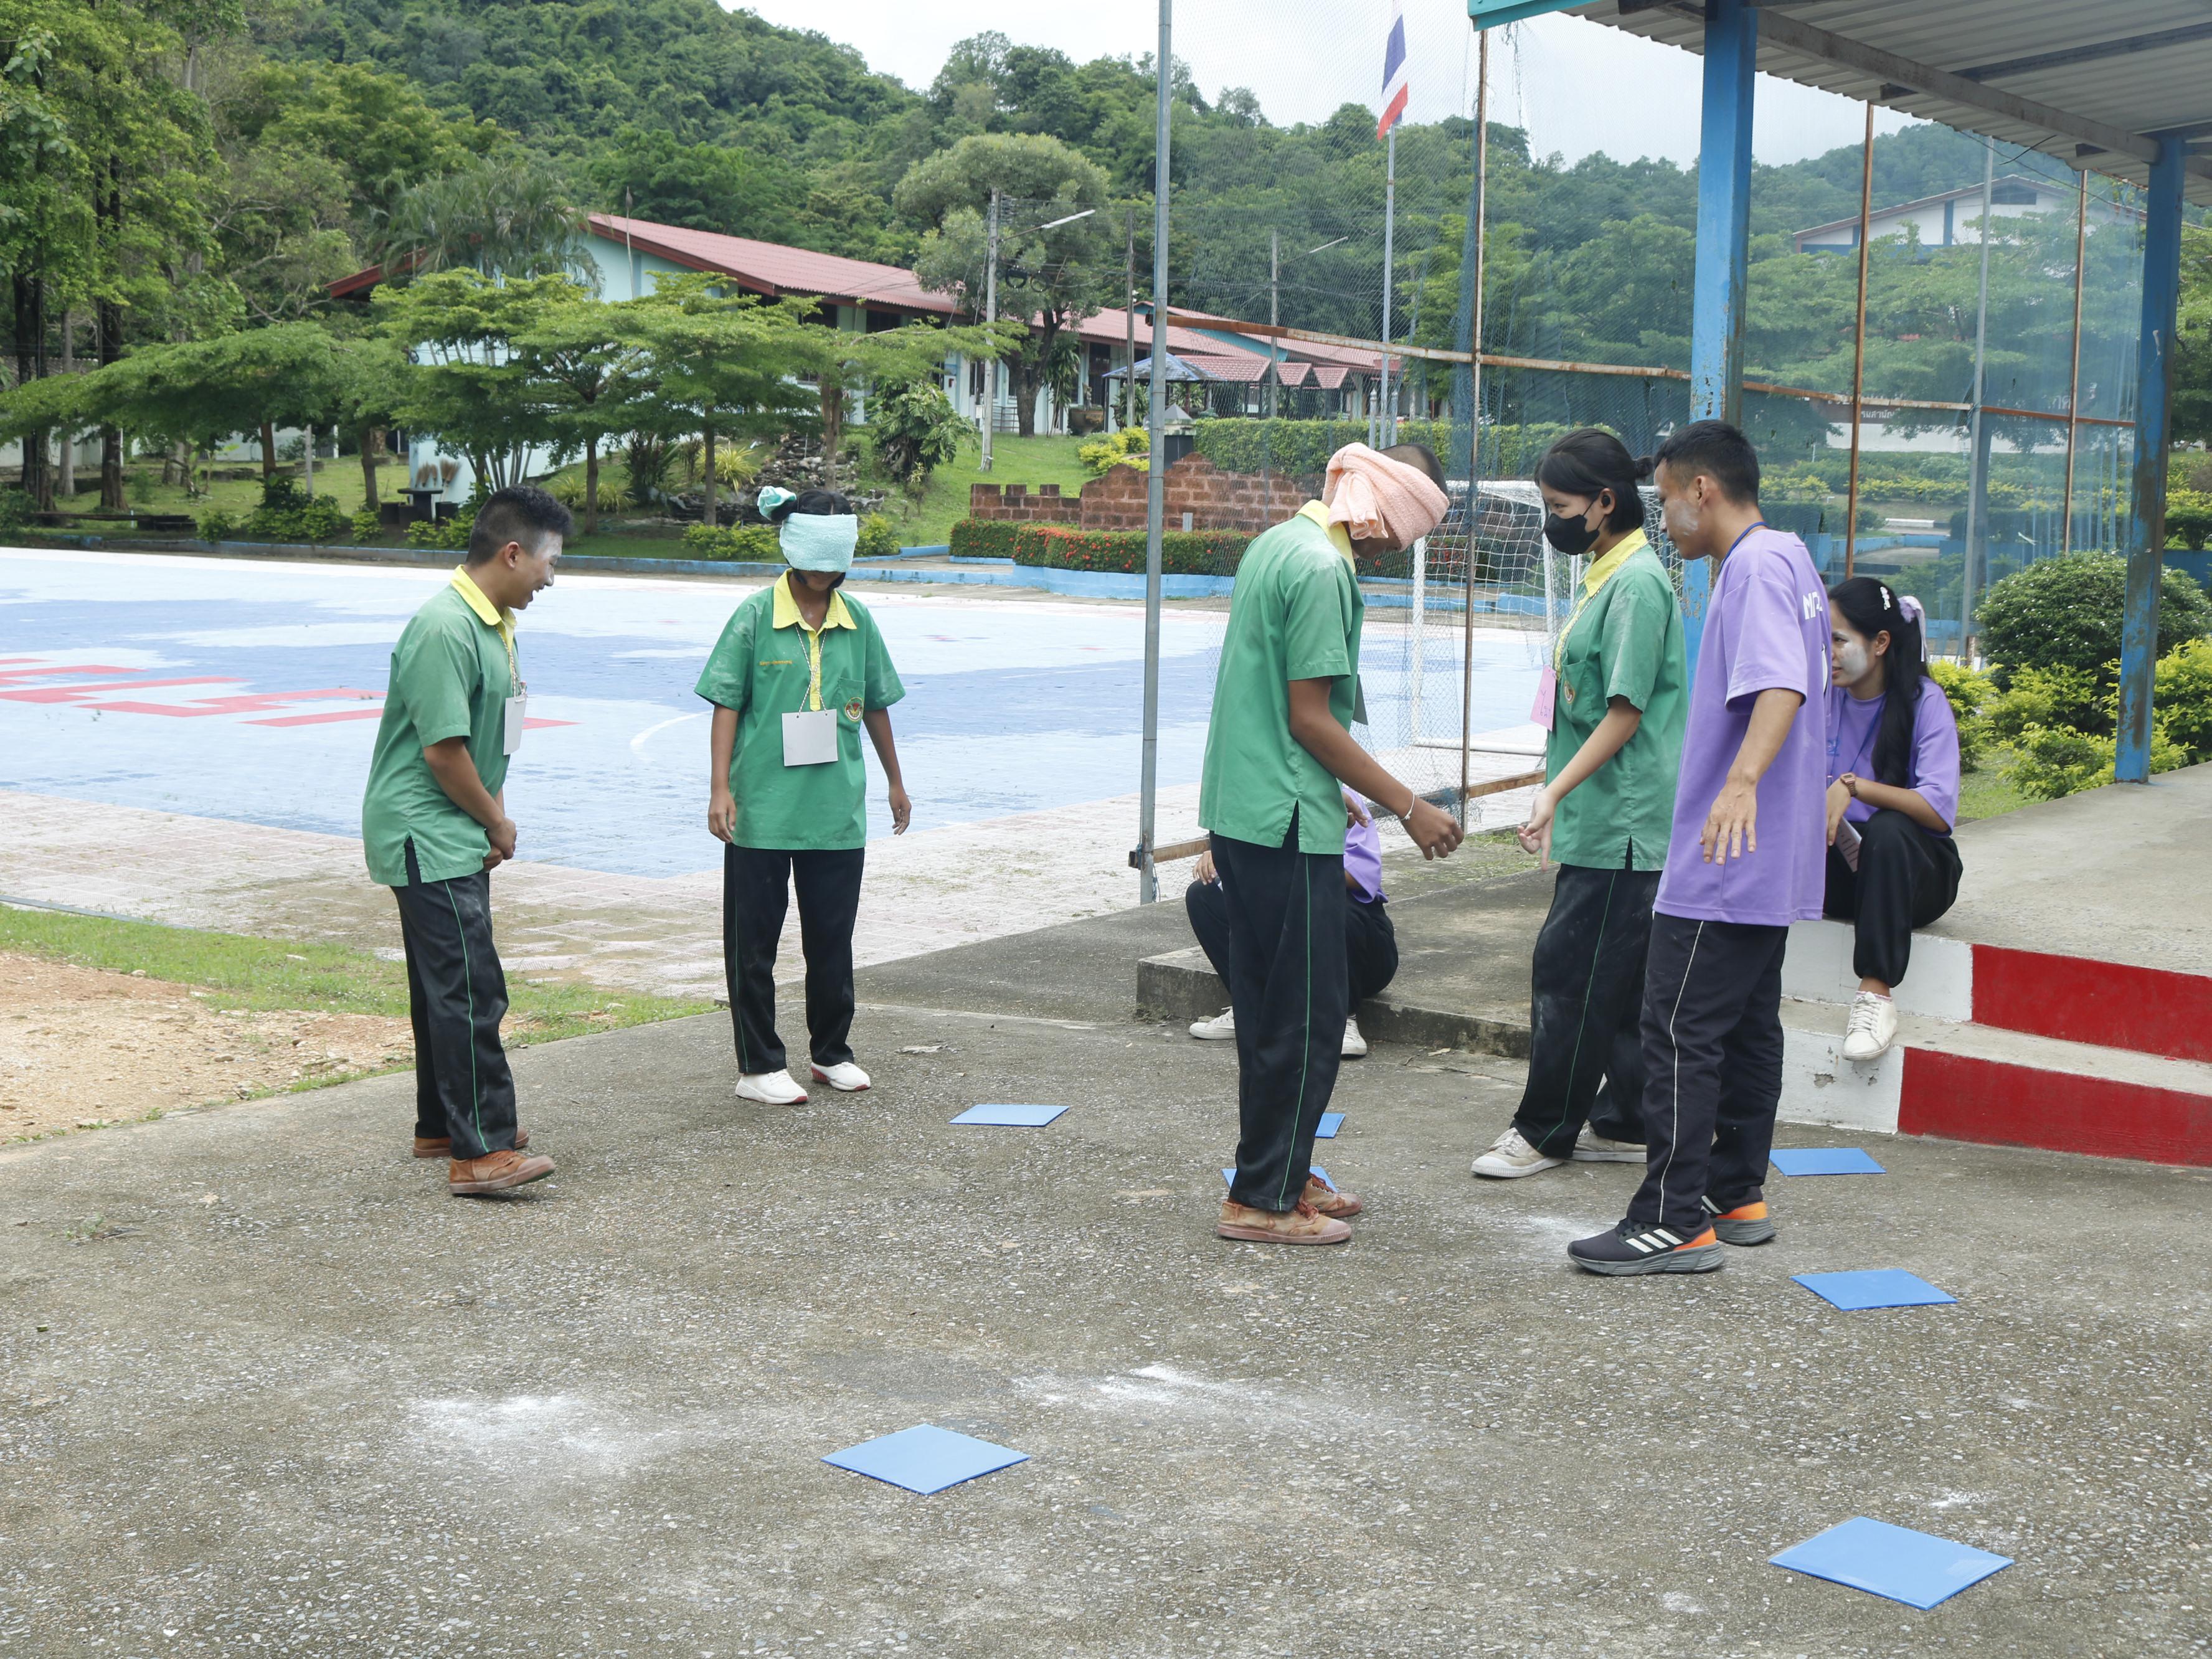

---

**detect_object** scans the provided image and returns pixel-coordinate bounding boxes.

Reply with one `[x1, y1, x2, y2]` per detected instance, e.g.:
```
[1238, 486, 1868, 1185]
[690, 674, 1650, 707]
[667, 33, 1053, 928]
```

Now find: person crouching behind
[1823, 577, 1962, 1061]
[1186, 788, 1399, 1059]
[696, 487, 911, 1105]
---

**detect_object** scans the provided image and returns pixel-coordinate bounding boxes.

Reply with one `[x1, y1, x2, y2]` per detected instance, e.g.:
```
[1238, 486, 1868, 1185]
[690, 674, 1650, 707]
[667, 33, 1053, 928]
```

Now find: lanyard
[496, 618, 522, 698]
[798, 620, 825, 712]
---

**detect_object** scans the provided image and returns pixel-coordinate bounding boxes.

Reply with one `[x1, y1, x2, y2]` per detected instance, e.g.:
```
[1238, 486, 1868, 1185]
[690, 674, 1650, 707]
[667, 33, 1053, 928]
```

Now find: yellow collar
[1580, 528, 1647, 597]
[771, 570, 855, 632]
[1296, 499, 1356, 564]
[450, 567, 514, 639]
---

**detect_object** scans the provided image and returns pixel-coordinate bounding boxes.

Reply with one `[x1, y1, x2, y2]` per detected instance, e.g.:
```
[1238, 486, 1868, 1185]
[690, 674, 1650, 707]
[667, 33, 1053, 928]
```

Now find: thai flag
[1378, 0, 1411, 139]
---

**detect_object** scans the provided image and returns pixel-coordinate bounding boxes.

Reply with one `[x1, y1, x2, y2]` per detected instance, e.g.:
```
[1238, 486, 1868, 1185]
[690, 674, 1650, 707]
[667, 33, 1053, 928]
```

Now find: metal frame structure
[1472, 0, 2212, 783]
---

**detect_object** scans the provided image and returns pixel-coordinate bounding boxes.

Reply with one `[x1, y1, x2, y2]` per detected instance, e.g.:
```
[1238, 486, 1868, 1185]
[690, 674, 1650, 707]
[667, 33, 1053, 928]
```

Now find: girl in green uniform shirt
[1473, 429, 1689, 1180]
[696, 488, 910, 1105]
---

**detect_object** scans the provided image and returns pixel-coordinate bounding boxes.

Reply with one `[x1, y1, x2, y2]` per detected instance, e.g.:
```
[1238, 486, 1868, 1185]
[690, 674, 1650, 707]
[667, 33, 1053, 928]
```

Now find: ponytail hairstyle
[1828, 575, 1926, 788]
[1533, 427, 1651, 534]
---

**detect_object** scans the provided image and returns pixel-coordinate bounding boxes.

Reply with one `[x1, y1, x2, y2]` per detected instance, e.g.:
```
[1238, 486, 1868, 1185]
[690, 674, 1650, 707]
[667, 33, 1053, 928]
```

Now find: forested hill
[248, 0, 2018, 379]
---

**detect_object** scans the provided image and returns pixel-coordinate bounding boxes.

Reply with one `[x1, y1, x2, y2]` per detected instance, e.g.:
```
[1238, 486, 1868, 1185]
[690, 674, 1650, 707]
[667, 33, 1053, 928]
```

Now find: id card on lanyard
[498, 623, 527, 756]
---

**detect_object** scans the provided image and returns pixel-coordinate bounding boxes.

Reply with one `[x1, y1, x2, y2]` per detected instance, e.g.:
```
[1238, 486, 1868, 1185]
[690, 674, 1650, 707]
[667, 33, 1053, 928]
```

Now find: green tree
[376, 153, 590, 284]
[805, 318, 1016, 490]
[513, 298, 653, 535]
[588, 126, 797, 240]
[897, 133, 1113, 438]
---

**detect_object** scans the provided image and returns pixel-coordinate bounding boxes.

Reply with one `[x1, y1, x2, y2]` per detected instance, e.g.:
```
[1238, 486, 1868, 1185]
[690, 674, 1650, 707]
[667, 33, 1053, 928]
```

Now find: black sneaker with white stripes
[1566, 1219, 1724, 1276]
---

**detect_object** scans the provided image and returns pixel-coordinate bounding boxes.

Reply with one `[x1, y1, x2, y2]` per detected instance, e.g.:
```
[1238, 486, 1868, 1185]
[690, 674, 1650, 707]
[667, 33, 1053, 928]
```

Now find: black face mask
[1542, 508, 1600, 557]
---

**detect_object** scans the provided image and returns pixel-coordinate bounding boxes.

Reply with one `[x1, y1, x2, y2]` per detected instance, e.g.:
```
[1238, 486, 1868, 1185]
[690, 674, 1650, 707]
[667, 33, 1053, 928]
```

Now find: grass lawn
[876, 433, 1092, 549]
[39, 459, 408, 524]
[1957, 746, 2031, 824]
[0, 904, 704, 1045]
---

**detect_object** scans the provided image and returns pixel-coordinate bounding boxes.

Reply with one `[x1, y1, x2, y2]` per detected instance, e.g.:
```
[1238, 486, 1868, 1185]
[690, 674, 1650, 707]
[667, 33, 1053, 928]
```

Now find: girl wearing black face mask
[1472, 429, 1690, 1181]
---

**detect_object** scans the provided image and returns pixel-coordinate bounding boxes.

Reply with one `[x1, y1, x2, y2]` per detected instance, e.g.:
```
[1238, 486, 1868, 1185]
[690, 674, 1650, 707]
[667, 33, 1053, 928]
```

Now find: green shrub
[350, 508, 383, 544]
[1985, 663, 2110, 745]
[948, 519, 1022, 559]
[2154, 637, 2212, 761]
[548, 471, 624, 514]
[869, 378, 969, 488]
[1976, 552, 2212, 687]
[1077, 428, 1149, 476]
[197, 510, 237, 541]
[406, 509, 475, 551]
[2166, 488, 2212, 552]
[0, 487, 33, 532]
[856, 513, 899, 560]
[220, 476, 347, 544]
[679, 522, 780, 561]
[2008, 722, 2187, 801]
[1927, 659, 1994, 772]
[1012, 523, 1252, 576]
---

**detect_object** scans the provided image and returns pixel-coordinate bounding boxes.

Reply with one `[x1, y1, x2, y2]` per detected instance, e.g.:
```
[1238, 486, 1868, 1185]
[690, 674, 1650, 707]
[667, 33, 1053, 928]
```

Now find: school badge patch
[843, 697, 863, 721]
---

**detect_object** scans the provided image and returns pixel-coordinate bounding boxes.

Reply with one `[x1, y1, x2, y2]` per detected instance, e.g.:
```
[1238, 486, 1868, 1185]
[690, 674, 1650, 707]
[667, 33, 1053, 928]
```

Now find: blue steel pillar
[1680, 0, 1757, 679]
[2117, 133, 2186, 784]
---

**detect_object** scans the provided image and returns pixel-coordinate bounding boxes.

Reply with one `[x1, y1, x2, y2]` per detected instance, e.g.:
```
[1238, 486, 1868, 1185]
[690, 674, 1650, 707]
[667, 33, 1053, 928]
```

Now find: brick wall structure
[968, 454, 1320, 536]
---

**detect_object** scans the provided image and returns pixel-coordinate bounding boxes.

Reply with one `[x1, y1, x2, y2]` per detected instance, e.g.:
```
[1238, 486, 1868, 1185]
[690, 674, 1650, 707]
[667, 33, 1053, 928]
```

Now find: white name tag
[782, 708, 838, 766]
[503, 694, 527, 755]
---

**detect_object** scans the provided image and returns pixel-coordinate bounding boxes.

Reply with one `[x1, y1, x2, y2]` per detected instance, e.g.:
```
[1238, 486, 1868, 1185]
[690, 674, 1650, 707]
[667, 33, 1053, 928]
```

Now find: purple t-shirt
[1654, 526, 1832, 927]
[1827, 678, 1961, 833]
[1345, 791, 1384, 904]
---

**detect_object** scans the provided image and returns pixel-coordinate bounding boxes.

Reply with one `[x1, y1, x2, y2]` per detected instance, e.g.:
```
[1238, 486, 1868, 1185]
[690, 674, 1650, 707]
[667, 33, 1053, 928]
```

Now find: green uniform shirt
[1544, 537, 1688, 871]
[361, 571, 517, 887]
[695, 574, 905, 851]
[1199, 503, 1364, 855]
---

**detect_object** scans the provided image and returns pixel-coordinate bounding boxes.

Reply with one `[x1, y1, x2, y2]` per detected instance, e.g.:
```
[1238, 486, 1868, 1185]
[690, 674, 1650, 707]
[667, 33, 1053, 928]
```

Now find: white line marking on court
[630, 711, 705, 753]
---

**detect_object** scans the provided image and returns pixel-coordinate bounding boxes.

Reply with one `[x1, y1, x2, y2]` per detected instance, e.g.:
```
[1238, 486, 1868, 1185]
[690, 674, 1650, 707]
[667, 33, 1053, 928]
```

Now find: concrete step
[1782, 999, 2212, 1165]
[1785, 917, 2212, 1066]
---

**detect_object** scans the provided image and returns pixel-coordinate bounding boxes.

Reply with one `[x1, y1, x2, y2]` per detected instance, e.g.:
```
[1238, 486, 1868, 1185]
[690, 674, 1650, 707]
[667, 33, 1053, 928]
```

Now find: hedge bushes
[1975, 552, 2212, 687]
[948, 519, 1022, 559]
[681, 514, 899, 562]
[199, 477, 347, 544]
[1011, 524, 1252, 575]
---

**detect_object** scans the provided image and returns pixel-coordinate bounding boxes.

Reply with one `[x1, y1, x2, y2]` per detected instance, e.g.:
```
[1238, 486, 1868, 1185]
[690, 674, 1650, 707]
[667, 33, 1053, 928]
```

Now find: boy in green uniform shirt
[361, 486, 569, 1197]
[697, 488, 910, 1107]
[1201, 442, 1464, 1247]
[1472, 430, 1690, 1180]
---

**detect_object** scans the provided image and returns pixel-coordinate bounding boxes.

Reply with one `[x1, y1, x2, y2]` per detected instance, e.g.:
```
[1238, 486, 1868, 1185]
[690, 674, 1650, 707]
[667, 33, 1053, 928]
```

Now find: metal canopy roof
[1489, 1, 2212, 207]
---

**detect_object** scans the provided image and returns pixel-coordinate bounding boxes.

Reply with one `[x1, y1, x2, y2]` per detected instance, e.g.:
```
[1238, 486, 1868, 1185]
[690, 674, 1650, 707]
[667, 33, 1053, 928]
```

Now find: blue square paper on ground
[1223, 1166, 1330, 1188]
[1772, 1146, 1886, 1176]
[822, 1425, 1029, 1495]
[1793, 1269, 1956, 1311]
[950, 1103, 1068, 1127]
[1315, 1112, 1345, 1139]
[1771, 1516, 2011, 1609]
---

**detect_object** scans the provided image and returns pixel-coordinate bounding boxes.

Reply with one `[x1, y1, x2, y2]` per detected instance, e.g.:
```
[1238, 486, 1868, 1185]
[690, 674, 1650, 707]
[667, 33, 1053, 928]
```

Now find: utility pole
[1123, 207, 1138, 433]
[1267, 229, 1280, 420]
[1379, 126, 1397, 446]
[981, 187, 1001, 473]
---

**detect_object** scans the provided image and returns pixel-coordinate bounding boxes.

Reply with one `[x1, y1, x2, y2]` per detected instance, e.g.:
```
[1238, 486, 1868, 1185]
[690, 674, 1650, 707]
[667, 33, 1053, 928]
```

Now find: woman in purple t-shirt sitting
[1822, 577, 1964, 1062]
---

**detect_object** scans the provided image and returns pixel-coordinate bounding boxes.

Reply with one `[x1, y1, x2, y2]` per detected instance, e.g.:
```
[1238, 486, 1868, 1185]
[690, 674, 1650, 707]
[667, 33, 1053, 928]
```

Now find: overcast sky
[727, 0, 1917, 169]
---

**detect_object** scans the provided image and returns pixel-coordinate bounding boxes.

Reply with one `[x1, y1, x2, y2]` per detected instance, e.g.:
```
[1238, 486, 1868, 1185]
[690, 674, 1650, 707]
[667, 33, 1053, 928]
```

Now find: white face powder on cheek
[1835, 639, 1870, 684]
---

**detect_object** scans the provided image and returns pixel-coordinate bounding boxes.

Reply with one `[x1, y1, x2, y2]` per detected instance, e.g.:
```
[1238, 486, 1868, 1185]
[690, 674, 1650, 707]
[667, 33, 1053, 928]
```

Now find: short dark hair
[1534, 427, 1650, 534]
[1651, 419, 1760, 506]
[763, 488, 853, 524]
[1380, 442, 1445, 489]
[466, 485, 573, 564]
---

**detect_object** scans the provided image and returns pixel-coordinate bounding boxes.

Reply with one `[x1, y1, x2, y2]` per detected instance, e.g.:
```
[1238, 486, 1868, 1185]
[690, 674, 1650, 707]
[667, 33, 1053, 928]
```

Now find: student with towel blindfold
[696, 487, 910, 1106]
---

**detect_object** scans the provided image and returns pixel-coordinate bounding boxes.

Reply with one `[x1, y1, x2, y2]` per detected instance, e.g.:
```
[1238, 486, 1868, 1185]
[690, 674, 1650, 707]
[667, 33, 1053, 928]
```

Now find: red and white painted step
[1777, 919, 2212, 1166]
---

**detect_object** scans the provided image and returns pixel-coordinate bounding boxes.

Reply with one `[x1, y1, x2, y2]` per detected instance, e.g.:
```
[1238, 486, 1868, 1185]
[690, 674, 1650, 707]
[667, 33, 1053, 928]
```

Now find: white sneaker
[1841, 991, 1899, 1062]
[1341, 1016, 1368, 1059]
[735, 1069, 808, 1105]
[1189, 1008, 1236, 1040]
[1471, 1126, 1566, 1180]
[810, 1060, 872, 1092]
[1571, 1127, 1646, 1163]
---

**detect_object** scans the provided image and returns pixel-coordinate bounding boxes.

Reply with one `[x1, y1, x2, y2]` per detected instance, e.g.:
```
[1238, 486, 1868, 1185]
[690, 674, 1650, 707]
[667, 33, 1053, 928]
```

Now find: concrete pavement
[2, 903, 2208, 1657]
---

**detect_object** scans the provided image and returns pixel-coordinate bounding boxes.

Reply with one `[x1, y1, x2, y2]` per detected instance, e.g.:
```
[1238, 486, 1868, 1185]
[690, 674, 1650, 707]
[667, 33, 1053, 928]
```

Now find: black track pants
[1186, 879, 1398, 1009]
[724, 843, 865, 1075]
[1823, 808, 1962, 988]
[1211, 823, 1348, 1214]
[1511, 863, 1662, 1158]
[1627, 913, 1790, 1236]
[394, 847, 517, 1161]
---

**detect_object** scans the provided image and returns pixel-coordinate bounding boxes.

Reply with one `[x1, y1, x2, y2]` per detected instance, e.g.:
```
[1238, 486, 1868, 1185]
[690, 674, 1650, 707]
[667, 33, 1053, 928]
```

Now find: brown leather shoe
[447, 1148, 555, 1196]
[414, 1127, 529, 1160]
[1216, 1198, 1351, 1245]
[1305, 1176, 1363, 1219]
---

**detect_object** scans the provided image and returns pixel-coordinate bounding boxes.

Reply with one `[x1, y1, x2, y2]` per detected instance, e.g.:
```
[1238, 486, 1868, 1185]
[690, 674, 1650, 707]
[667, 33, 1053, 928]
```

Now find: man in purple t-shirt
[1568, 421, 1832, 1277]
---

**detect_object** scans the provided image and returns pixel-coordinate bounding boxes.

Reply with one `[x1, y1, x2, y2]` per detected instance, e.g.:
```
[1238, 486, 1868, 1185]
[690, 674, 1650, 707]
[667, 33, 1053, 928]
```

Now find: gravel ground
[1, 991, 2208, 1658]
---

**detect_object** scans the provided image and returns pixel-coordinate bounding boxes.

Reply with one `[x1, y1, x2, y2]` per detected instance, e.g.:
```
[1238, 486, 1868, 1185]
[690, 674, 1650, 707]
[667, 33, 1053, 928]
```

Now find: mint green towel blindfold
[779, 513, 859, 572]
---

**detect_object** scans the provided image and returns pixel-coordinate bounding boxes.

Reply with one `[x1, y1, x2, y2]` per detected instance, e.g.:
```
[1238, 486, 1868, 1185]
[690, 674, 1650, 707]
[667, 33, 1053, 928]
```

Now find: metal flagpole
[981, 189, 1001, 473]
[1843, 102, 1874, 580]
[2063, 168, 2089, 554]
[1380, 126, 1397, 448]
[1458, 27, 1490, 823]
[1962, 139, 1995, 658]
[1137, 0, 1171, 903]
